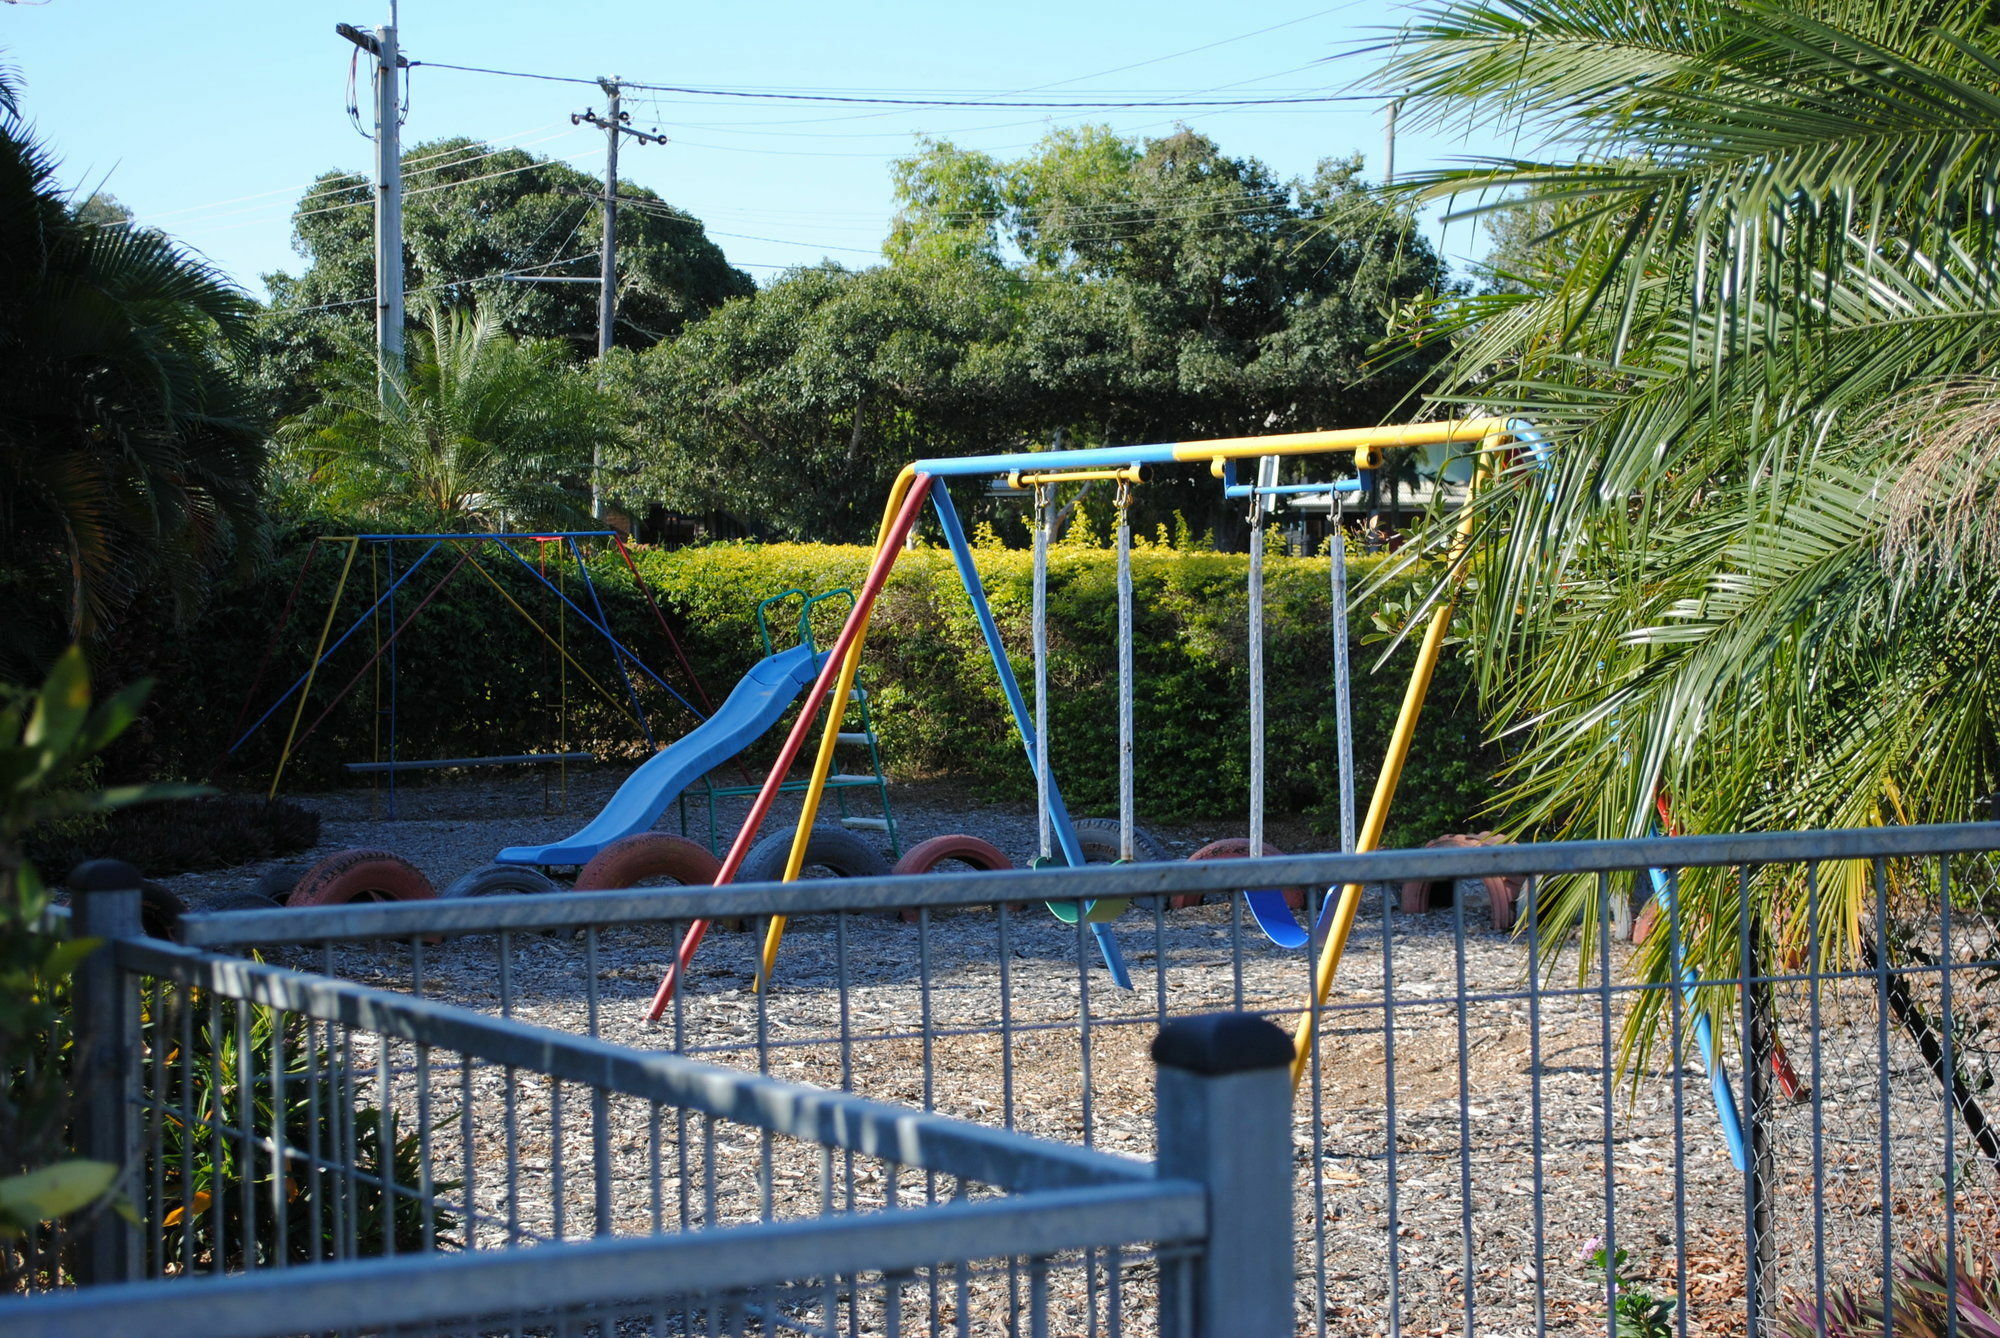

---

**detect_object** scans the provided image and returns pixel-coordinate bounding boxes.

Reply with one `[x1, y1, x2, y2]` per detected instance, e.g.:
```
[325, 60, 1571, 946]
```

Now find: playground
[155, 774, 2000, 1336]
[119, 417, 1994, 1335]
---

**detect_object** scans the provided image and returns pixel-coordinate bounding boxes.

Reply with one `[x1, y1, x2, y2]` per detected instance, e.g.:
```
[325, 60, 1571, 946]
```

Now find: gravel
[156, 766, 2000, 1336]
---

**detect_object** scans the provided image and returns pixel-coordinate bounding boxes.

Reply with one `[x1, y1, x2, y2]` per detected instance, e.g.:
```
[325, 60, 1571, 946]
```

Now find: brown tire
[288, 848, 436, 907]
[1184, 838, 1305, 909]
[574, 834, 723, 891]
[892, 834, 1015, 921]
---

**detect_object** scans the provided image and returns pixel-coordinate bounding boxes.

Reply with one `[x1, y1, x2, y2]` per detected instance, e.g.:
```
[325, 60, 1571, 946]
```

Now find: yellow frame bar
[1007, 465, 1147, 489]
[751, 420, 1521, 1014]
[1287, 437, 1502, 1087]
[757, 467, 923, 985]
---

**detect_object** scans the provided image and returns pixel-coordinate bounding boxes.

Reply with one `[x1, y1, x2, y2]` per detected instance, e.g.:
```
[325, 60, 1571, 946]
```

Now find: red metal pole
[646, 474, 934, 1020]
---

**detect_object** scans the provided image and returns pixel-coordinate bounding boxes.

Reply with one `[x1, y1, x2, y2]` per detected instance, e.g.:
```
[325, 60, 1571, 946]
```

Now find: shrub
[122, 533, 1503, 847]
[1786, 1249, 2000, 1337]
[149, 995, 449, 1272]
[26, 795, 320, 879]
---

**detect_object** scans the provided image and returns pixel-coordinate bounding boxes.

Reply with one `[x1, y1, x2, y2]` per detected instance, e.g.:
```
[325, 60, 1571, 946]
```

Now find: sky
[5, 0, 1509, 300]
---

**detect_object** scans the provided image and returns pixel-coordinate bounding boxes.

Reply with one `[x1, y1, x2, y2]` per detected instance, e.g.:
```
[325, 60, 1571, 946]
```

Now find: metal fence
[5, 877, 1303, 1338]
[16, 822, 2000, 1336]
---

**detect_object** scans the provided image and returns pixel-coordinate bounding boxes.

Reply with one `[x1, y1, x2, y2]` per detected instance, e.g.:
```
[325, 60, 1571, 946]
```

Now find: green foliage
[0, 70, 267, 677]
[148, 995, 450, 1272]
[251, 136, 752, 418]
[1, 647, 193, 1287]
[1786, 1249, 2000, 1337]
[275, 300, 619, 530]
[1378, 0, 2000, 1047]
[1585, 1244, 1678, 1338]
[129, 535, 1499, 843]
[621, 125, 1455, 543]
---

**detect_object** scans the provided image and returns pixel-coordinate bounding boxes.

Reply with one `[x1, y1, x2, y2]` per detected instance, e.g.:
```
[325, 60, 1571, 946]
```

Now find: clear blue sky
[6, 0, 1504, 299]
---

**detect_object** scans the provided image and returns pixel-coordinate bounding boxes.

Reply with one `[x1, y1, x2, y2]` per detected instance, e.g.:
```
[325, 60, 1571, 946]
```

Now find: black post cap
[1151, 1012, 1294, 1075]
[67, 859, 145, 894]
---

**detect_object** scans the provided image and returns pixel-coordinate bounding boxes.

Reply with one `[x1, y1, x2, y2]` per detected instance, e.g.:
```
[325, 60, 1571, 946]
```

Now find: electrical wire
[280, 251, 599, 315]
[410, 59, 1373, 108]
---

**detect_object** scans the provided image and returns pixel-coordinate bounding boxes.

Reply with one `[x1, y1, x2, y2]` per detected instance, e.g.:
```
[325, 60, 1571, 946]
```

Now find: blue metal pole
[567, 536, 656, 748]
[488, 538, 703, 722]
[226, 542, 445, 756]
[931, 486, 1130, 988]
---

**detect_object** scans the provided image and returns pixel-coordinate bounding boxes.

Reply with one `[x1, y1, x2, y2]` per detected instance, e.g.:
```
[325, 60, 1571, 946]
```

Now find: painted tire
[140, 881, 187, 941]
[738, 826, 891, 884]
[1188, 838, 1315, 949]
[255, 863, 311, 906]
[288, 848, 437, 907]
[891, 834, 1015, 922]
[443, 863, 563, 898]
[573, 834, 722, 891]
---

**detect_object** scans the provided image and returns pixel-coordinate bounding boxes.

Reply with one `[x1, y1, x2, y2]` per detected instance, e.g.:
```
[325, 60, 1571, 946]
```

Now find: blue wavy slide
[496, 642, 827, 867]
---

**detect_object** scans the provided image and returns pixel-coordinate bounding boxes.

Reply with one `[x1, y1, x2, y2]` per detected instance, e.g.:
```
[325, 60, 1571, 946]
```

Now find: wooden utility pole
[573, 79, 666, 517]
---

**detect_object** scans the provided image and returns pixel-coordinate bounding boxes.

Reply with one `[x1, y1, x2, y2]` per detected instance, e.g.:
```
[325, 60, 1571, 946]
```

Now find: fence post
[1152, 1013, 1296, 1338]
[69, 859, 144, 1286]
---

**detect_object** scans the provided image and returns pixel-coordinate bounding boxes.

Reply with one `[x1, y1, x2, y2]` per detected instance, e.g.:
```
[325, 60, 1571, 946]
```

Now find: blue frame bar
[488, 538, 705, 723]
[568, 536, 657, 748]
[932, 486, 1130, 988]
[1222, 481, 1365, 499]
[226, 542, 445, 755]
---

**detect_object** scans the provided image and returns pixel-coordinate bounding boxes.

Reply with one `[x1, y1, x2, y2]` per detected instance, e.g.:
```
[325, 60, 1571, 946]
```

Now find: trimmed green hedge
[125, 534, 1500, 847]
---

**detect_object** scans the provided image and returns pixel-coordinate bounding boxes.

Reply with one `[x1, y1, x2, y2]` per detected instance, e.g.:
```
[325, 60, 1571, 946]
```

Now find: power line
[279, 252, 599, 315]
[410, 59, 1373, 108]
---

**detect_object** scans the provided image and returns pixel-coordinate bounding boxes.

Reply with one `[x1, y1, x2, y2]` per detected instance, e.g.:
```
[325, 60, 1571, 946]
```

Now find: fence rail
[13, 821, 2000, 1336]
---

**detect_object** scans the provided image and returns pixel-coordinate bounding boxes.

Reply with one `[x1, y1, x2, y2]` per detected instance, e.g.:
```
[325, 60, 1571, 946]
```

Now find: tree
[1378, 0, 2000, 1005]
[616, 259, 1023, 539]
[0, 62, 266, 679]
[251, 137, 753, 417]
[277, 299, 618, 530]
[630, 125, 1453, 541]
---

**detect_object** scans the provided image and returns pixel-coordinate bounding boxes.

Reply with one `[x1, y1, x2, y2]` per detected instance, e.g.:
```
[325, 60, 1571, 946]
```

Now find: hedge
[121, 533, 1502, 848]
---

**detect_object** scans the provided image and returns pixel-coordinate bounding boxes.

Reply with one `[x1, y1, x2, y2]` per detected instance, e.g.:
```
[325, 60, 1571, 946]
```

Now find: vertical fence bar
[1153, 1013, 1296, 1338]
[69, 861, 144, 1286]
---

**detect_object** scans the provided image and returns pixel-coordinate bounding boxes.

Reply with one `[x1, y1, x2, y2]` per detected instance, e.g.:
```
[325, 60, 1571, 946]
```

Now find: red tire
[288, 848, 437, 907]
[891, 834, 1016, 921]
[1183, 838, 1306, 909]
[574, 834, 723, 892]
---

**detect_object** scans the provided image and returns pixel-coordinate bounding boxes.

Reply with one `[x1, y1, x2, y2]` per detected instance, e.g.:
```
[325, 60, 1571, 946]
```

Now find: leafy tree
[631, 125, 1452, 541]
[0, 62, 266, 679]
[616, 259, 1023, 539]
[1378, 0, 2000, 1006]
[252, 137, 752, 417]
[277, 299, 617, 530]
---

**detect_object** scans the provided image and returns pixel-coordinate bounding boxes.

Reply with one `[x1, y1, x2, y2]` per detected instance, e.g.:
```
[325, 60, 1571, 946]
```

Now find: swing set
[220, 530, 714, 816]
[644, 418, 1524, 1043]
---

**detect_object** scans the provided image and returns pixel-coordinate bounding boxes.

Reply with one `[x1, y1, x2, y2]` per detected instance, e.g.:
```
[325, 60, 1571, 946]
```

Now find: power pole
[337, 13, 408, 400]
[572, 78, 665, 517]
[1383, 96, 1400, 188]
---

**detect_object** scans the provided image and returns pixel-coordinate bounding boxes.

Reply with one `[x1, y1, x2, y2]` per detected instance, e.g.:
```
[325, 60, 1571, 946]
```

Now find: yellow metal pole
[1289, 439, 1501, 1088]
[1176, 417, 1513, 475]
[758, 468, 920, 986]
[269, 537, 361, 799]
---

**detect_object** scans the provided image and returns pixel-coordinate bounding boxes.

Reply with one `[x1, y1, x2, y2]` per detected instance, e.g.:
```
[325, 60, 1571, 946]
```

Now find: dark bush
[114, 531, 1503, 847]
[29, 795, 321, 879]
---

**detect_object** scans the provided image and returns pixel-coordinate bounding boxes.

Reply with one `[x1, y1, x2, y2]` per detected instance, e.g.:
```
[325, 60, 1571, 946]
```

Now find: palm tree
[279, 300, 618, 530]
[0, 60, 266, 673]
[1375, 0, 2000, 1014]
